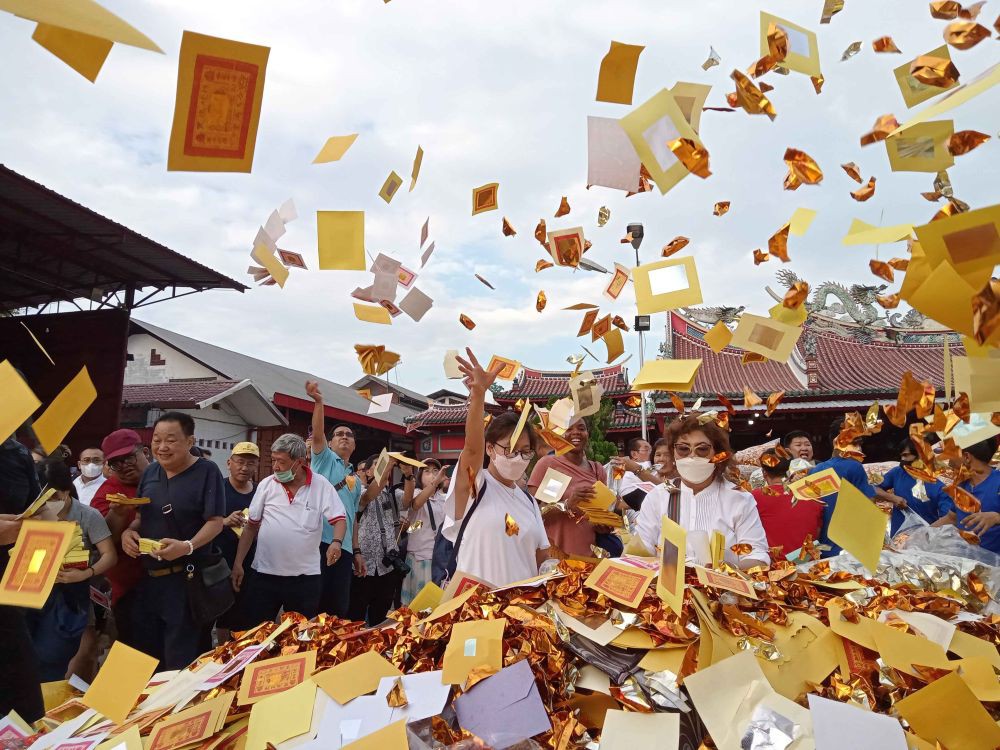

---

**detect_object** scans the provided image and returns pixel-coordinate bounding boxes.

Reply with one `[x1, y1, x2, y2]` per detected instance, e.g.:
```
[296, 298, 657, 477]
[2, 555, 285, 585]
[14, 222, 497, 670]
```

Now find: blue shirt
[950, 468, 1000, 554]
[809, 456, 875, 557]
[311, 447, 361, 552]
[879, 465, 940, 532]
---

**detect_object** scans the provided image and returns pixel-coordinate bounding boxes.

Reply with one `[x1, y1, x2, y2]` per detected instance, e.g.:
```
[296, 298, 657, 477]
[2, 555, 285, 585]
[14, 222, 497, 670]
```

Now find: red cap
[101, 429, 142, 460]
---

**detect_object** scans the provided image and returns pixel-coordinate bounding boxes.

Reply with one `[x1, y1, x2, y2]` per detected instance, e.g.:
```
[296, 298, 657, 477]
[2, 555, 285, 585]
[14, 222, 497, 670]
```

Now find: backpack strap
[446, 479, 489, 572]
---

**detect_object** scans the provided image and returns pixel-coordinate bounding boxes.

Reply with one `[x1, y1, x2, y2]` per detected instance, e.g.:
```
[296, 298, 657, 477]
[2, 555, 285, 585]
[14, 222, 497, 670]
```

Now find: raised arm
[407, 468, 445, 512]
[452, 349, 501, 519]
[306, 380, 326, 454]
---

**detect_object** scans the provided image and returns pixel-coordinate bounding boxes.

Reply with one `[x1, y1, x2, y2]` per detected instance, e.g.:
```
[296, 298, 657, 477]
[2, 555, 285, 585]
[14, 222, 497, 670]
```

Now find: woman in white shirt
[401, 458, 447, 604]
[636, 417, 770, 570]
[441, 349, 552, 587]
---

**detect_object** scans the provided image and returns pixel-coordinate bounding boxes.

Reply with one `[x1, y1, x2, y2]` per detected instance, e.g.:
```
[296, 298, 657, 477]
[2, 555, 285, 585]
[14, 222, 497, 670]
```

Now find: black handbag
[161, 468, 234, 626]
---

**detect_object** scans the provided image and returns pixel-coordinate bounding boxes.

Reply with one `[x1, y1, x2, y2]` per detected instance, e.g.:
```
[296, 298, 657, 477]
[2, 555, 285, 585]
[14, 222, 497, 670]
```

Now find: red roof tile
[122, 380, 243, 407]
[813, 333, 963, 391]
[496, 365, 631, 403]
[405, 401, 505, 432]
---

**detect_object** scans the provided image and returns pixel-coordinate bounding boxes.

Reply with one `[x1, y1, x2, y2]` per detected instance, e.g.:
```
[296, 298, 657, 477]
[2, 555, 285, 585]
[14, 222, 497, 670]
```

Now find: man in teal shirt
[306, 381, 367, 618]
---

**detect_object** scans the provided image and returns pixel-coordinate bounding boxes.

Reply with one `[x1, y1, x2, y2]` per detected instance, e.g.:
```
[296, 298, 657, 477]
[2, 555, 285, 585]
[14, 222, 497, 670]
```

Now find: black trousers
[111, 588, 140, 649]
[0, 605, 44, 722]
[243, 570, 322, 626]
[348, 570, 402, 626]
[318, 545, 353, 618]
[132, 573, 212, 671]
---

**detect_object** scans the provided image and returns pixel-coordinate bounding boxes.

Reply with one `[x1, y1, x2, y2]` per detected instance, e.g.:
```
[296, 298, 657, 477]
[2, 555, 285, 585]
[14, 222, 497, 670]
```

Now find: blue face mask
[275, 466, 296, 484]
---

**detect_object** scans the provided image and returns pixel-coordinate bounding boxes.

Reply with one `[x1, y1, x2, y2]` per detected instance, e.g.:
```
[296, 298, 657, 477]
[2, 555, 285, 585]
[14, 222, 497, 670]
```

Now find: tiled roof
[669, 312, 962, 398]
[405, 402, 506, 432]
[608, 406, 643, 431]
[122, 380, 242, 407]
[496, 365, 632, 402]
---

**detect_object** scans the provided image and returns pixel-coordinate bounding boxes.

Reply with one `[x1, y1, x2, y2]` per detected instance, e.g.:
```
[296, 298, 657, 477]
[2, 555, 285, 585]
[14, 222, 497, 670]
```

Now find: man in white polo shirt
[231, 433, 346, 624]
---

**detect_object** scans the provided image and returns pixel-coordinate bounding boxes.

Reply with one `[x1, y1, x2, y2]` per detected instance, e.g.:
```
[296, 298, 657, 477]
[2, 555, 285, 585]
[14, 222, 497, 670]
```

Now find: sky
[1, 0, 997, 397]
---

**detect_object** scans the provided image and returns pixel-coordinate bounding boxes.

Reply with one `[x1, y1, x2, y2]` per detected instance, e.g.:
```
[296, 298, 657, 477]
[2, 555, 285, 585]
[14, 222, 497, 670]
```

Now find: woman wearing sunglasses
[441, 350, 552, 587]
[635, 416, 770, 570]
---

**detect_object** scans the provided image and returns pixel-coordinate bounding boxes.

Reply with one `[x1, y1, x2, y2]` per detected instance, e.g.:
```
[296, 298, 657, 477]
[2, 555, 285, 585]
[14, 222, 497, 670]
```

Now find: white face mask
[490, 449, 530, 481]
[675, 456, 716, 484]
[81, 463, 103, 479]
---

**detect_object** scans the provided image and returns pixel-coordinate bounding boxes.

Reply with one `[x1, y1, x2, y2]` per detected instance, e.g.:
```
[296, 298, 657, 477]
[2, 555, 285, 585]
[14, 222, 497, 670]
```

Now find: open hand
[962, 511, 1000, 536]
[455, 349, 501, 395]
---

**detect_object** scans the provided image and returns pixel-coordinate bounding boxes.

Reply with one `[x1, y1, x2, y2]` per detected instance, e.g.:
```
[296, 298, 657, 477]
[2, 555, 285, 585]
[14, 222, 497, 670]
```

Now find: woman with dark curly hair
[635, 417, 769, 569]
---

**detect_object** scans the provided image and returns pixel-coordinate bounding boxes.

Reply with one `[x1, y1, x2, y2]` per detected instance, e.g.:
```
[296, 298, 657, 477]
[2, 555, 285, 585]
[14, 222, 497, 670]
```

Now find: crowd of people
[2, 348, 999, 723]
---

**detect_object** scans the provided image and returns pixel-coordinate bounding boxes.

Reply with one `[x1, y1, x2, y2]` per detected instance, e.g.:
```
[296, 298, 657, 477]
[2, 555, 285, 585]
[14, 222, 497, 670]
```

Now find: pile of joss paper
[7, 544, 1000, 750]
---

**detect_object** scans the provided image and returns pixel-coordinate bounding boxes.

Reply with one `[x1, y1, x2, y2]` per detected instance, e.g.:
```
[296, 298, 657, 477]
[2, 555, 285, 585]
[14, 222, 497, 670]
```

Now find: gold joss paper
[872, 36, 902, 53]
[971, 278, 1000, 345]
[730, 69, 777, 120]
[943, 20, 991, 49]
[459, 314, 476, 330]
[930, 1, 963, 18]
[841, 41, 862, 61]
[876, 293, 901, 309]
[860, 114, 900, 146]
[810, 74, 824, 94]
[783, 281, 809, 309]
[597, 206, 611, 226]
[768, 223, 791, 262]
[753, 248, 770, 265]
[713, 201, 731, 216]
[502, 217, 517, 236]
[850, 176, 877, 202]
[869, 259, 894, 282]
[535, 259, 553, 272]
[841, 162, 863, 183]
[386, 677, 408, 707]
[948, 130, 990, 156]
[766, 390, 785, 416]
[668, 138, 712, 178]
[909, 55, 961, 88]
[536, 291, 547, 313]
[743, 386, 763, 408]
[783, 148, 824, 188]
[554, 196, 571, 218]
[662, 236, 690, 257]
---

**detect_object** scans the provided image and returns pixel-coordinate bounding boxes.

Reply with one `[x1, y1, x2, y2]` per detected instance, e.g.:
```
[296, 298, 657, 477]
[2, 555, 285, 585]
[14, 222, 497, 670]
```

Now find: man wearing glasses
[72, 447, 106, 506]
[306, 381, 363, 618]
[90, 429, 150, 649]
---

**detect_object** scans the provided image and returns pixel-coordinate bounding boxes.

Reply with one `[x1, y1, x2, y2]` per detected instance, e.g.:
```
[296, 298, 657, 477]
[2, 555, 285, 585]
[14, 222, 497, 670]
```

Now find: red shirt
[751, 483, 823, 560]
[91, 476, 144, 605]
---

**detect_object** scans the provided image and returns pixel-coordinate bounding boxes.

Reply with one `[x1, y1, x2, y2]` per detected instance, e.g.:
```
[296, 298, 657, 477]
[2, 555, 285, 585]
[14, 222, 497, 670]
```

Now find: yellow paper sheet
[312, 134, 358, 163]
[949, 629, 1000, 670]
[342, 719, 408, 750]
[0, 0, 161, 51]
[600, 710, 679, 750]
[167, 31, 269, 173]
[386, 451, 427, 468]
[827, 482, 886, 573]
[669, 81, 712, 134]
[915, 203, 1000, 281]
[407, 581, 443, 613]
[895, 61, 1000, 133]
[619, 88, 705, 195]
[584, 559, 656, 609]
[236, 650, 316, 706]
[409, 145, 423, 191]
[894, 45, 957, 108]
[353, 303, 392, 325]
[703, 321, 732, 353]
[148, 691, 235, 750]
[760, 612, 843, 700]
[472, 182, 499, 215]
[0, 360, 41, 445]
[441, 618, 506, 685]
[903, 258, 978, 337]
[251, 243, 289, 288]
[245, 679, 315, 750]
[609, 627, 658, 649]
[637, 644, 688, 673]
[952, 656, 1000, 702]
[656, 517, 686, 615]
[603, 329, 625, 364]
[83, 641, 159, 724]
[885, 120, 954, 173]
[95, 725, 142, 750]
[788, 207, 817, 236]
[0, 521, 74, 609]
[378, 171, 403, 203]
[596, 41, 645, 105]
[32, 23, 112, 82]
[895, 671, 1000, 750]
[768, 300, 808, 327]
[311, 650, 401, 704]
[317, 211, 365, 271]
[759, 12, 821, 77]
[842, 218, 914, 246]
[952, 356, 1000, 412]
[867, 618, 950, 676]
[728, 314, 802, 363]
[633, 256, 703, 315]
[631, 359, 701, 392]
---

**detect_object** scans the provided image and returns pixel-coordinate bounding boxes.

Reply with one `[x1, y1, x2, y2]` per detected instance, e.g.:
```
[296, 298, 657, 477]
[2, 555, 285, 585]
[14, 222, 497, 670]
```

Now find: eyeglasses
[674, 442, 714, 458]
[79, 457, 104, 465]
[231, 457, 258, 467]
[332, 430, 355, 439]
[108, 450, 140, 470]
[493, 443, 535, 461]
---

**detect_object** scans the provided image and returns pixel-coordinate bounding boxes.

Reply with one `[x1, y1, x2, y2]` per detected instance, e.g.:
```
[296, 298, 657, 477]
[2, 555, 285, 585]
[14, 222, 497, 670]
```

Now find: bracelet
[353, 550, 363, 556]
[185, 540, 194, 555]
[331, 539, 343, 546]
[86, 566, 94, 579]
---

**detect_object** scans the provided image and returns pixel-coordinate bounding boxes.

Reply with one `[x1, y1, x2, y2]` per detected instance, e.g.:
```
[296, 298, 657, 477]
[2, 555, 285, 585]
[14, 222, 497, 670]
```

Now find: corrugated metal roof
[0, 164, 245, 311]
[131, 319, 417, 428]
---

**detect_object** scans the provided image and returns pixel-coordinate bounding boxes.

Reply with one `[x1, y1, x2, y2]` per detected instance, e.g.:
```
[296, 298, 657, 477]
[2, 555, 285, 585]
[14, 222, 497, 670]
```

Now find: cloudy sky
[1, 0, 996, 395]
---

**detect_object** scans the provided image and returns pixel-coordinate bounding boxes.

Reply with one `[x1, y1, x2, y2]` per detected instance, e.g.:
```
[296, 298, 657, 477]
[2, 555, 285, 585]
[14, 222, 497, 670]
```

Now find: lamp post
[627, 223, 649, 442]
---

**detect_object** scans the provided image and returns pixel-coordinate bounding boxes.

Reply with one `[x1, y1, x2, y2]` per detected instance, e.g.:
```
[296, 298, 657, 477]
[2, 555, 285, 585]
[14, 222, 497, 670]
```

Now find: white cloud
[1, 0, 996, 397]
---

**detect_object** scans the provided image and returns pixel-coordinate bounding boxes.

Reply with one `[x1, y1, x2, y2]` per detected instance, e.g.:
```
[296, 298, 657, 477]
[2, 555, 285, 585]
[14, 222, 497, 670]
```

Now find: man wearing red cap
[90, 429, 150, 649]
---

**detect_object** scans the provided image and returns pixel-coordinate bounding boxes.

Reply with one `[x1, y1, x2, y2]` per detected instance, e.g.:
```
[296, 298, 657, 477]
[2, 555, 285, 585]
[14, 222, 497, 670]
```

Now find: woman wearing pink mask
[635, 416, 769, 570]
[441, 350, 552, 587]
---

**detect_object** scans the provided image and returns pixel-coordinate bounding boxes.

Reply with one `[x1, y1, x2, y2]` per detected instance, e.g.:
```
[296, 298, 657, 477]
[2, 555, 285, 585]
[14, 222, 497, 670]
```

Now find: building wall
[125, 333, 218, 384]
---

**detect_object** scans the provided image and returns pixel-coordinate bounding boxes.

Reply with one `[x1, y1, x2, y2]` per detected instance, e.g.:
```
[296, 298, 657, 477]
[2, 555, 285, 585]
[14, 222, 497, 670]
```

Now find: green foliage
[586, 398, 618, 464]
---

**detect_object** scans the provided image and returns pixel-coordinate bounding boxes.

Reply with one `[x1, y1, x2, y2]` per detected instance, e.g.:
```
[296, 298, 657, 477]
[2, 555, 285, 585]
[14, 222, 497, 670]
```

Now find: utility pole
[627, 223, 649, 442]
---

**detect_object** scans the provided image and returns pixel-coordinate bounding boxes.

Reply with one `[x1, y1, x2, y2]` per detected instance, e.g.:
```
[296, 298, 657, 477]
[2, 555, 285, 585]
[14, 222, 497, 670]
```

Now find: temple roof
[405, 401, 505, 432]
[495, 364, 632, 403]
[667, 312, 963, 400]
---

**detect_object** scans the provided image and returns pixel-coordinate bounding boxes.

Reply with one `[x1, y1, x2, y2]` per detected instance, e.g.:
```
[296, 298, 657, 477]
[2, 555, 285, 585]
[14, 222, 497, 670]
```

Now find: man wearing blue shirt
[306, 381, 382, 617]
[874, 439, 941, 532]
[808, 417, 876, 557]
[933, 437, 1000, 554]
